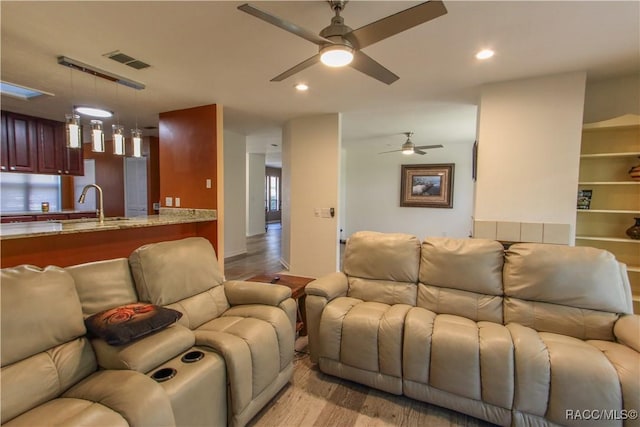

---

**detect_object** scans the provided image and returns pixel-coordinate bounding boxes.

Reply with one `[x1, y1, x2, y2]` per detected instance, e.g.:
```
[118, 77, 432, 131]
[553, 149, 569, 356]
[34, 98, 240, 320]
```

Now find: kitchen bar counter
[1, 208, 218, 268]
[1, 210, 217, 240]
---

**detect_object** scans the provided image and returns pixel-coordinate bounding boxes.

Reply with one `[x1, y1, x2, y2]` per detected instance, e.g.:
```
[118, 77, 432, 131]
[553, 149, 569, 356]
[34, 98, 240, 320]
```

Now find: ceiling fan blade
[271, 54, 320, 82]
[378, 149, 403, 154]
[414, 144, 444, 149]
[414, 149, 427, 155]
[238, 3, 332, 46]
[347, 1, 448, 50]
[350, 51, 399, 85]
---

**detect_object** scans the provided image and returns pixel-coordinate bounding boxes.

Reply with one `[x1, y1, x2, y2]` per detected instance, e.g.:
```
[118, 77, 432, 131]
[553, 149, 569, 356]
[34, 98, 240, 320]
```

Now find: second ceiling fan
[379, 132, 443, 155]
[238, 1, 448, 85]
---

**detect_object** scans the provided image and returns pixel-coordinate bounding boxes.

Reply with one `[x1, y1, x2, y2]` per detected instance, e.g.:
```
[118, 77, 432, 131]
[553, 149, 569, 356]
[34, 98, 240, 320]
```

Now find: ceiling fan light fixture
[402, 142, 414, 155]
[475, 49, 495, 60]
[320, 45, 354, 67]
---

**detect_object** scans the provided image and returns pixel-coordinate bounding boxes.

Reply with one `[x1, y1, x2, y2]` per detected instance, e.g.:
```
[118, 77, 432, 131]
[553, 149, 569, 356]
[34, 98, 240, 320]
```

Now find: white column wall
[474, 72, 587, 242]
[246, 153, 266, 237]
[223, 130, 247, 258]
[282, 113, 341, 277]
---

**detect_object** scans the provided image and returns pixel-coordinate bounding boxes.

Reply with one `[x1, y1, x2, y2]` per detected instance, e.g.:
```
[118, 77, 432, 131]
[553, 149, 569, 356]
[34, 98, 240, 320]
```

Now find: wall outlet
[175, 197, 181, 207]
[206, 179, 212, 189]
[165, 197, 173, 207]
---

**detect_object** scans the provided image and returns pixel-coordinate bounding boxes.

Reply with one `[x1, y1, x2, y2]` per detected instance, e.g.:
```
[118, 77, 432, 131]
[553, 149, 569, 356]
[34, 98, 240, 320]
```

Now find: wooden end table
[247, 274, 314, 336]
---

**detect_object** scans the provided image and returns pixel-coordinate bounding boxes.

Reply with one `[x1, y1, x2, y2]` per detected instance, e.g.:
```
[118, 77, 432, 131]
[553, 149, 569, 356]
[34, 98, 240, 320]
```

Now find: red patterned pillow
[85, 303, 182, 345]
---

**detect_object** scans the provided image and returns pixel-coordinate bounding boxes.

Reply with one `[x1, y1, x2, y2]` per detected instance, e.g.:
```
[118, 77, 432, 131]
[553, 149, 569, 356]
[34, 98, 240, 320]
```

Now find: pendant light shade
[90, 120, 105, 152]
[112, 124, 126, 156]
[131, 129, 143, 158]
[65, 114, 82, 149]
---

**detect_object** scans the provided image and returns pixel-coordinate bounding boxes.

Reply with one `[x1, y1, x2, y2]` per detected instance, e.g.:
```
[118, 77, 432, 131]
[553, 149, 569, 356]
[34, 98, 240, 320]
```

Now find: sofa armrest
[305, 272, 348, 363]
[92, 324, 195, 373]
[614, 314, 640, 352]
[224, 280, 291, 306]
[305, 272, 348, 301]
[64, 369, 175, 427]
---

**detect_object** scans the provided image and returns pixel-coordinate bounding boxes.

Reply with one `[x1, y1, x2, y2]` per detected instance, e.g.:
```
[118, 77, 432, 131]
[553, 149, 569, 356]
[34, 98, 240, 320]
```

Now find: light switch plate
[165, 197, 173, 207]
[175, 197, 181, 207]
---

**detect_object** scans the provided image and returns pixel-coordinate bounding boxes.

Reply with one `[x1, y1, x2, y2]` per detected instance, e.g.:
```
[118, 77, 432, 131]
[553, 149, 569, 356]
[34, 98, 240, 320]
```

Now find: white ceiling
[1, 1, 639, 165]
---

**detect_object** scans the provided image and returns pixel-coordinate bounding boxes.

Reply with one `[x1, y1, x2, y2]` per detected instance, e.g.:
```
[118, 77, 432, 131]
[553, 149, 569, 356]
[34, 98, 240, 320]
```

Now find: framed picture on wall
[400, 164, 454, 208]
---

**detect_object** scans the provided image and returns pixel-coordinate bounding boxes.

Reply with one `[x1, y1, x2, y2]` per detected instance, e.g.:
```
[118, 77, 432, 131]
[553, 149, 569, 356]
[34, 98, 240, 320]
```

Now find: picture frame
[400, 163, 454, 208]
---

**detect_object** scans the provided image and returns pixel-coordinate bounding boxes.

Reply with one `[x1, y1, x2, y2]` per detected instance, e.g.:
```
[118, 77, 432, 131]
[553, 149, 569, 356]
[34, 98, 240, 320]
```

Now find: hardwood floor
[227, 226, 495, 427]
[224, 223, 285, 280]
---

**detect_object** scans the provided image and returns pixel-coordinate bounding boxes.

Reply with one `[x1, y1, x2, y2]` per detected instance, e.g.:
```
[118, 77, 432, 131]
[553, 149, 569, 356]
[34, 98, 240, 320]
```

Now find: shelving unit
[576, 114, 640, 313]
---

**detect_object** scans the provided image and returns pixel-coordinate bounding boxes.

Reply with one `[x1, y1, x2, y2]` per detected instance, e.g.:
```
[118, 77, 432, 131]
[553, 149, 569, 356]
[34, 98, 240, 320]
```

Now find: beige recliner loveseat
[1, 237, 296, 427]
[305, 231, 640, 427]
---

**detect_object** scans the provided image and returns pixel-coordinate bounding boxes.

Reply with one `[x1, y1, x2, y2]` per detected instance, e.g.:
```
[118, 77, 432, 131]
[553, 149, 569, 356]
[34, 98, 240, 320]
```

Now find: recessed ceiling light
[1, 81, 54, 100]
[75, 106, 113, 118]
[295, 83, 309, 91]
[475, 49, 495, 60]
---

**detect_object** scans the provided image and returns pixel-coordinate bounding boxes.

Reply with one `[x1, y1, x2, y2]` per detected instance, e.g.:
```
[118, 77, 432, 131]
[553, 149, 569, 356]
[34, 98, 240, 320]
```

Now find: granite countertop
[0, 208, 217, 240]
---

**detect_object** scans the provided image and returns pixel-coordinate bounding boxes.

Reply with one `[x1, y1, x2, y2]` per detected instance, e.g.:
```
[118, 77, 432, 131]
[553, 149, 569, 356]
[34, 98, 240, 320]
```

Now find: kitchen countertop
[0, 208, 217, 240]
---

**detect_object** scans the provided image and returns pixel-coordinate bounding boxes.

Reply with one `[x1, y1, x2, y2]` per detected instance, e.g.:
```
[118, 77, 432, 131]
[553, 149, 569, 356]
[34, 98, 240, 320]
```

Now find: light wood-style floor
[225, 227, 497, 427]
[224, 223, 285, 280]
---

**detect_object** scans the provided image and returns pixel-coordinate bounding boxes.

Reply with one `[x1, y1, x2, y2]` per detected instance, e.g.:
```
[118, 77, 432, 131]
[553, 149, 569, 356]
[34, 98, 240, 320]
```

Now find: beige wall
[246, 153, 266, 237]
[474, 72, 587, 243]
[223, 129, 247, 258]
[282, 114, 341, 277]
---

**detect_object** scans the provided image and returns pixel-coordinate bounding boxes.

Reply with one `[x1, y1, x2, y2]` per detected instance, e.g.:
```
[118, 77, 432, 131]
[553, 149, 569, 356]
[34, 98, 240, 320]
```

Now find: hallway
[224, 224, 284, 280]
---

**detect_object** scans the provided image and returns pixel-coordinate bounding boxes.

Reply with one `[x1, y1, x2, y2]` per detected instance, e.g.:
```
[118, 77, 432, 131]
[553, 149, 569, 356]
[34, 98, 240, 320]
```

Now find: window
[0, 173, 61, 212]
[266, 175, 279, 211]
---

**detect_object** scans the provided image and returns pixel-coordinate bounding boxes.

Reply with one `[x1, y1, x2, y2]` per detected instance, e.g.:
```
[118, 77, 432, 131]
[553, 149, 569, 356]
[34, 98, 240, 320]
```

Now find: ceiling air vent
[104, 51, 150, 70]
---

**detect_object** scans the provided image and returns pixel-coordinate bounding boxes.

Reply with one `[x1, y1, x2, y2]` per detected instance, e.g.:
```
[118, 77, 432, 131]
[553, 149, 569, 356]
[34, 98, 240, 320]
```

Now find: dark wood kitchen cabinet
[4, 111, 37, 173]
[37, 119, 64, 174]
[1, 112, 8, 172]
[1, 111, 84, 176]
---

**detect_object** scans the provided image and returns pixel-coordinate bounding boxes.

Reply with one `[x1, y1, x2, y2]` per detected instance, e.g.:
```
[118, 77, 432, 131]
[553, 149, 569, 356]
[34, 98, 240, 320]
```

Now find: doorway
[265, 167, 281, 227]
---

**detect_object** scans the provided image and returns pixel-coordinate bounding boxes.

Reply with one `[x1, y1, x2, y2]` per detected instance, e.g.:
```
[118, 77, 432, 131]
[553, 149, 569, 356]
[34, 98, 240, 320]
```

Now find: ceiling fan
[237, 0, 448, 85]
[379, 132, 443, 155]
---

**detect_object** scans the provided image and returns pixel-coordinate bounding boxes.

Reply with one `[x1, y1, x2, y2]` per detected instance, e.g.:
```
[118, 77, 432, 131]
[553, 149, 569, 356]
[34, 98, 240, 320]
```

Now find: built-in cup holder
[151, 367, 177, 382]
[181, 350, 205, 363]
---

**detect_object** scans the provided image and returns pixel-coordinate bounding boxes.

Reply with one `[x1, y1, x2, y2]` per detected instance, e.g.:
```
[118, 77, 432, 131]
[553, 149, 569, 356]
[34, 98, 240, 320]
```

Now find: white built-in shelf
[577, 209, 640, 214]
[576, 236, 640, 243]
[578, 181, 640, 185]
[583, 114, 640, 130]
[580, 152, 640, 158]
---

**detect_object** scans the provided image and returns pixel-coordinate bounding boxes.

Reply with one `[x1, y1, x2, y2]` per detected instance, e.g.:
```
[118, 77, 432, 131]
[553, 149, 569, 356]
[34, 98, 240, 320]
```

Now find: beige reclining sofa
[1, 237, 296, 427]
[306, 231, 640, 427]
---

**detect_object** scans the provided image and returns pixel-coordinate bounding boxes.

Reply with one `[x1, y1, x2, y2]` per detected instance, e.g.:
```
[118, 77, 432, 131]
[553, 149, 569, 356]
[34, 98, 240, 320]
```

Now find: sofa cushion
[344, 231, 420, 283]
[66, 258, 138, 316]
[504, 243, 632, 314]
[129, 237, 225, 306]
[85, 303, 182, 345]
[2, 398, 128, 427]
[418, 238, 504, 322]
[1, 265, 86, 366]
[344, 231, 420, 305]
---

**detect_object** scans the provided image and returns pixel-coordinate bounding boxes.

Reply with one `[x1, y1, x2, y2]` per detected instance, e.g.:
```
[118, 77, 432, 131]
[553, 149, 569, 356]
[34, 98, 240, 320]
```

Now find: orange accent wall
[159, 105, 218, 210]
[84, 141, 125, 217]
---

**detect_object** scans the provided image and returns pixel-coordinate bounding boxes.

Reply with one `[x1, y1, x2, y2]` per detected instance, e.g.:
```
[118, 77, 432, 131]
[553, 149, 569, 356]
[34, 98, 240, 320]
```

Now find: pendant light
[112, 124, 126, 155]
[130, 90, 142, 158]
[65, 66, 82, 149]
[90, 120, 105, 152]
[65, 113, 82, 149]
[112, 83, 126, 155]
[131, 129, 143, 158]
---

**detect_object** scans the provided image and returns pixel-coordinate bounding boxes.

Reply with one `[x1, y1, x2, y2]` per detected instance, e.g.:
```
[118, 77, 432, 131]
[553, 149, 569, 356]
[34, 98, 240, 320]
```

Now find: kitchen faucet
[78, 184, 104, 224]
